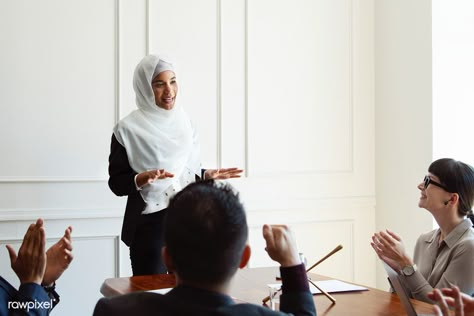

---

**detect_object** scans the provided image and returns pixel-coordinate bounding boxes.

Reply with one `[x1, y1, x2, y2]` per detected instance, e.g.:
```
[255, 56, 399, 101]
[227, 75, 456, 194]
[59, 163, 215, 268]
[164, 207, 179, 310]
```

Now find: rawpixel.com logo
[8, 299, 53, 312]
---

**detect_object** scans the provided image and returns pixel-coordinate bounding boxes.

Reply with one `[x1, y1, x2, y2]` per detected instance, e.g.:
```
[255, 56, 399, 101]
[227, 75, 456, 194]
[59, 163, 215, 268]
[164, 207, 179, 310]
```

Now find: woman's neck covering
[113, 54, 201, 213]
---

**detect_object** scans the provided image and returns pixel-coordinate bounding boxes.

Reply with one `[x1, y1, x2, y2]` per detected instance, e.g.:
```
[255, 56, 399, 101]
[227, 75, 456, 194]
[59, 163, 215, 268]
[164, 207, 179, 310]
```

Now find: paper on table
[268, 279, 368, 295]
[309, 280, 368, 294]
[148, 288, 172, 294]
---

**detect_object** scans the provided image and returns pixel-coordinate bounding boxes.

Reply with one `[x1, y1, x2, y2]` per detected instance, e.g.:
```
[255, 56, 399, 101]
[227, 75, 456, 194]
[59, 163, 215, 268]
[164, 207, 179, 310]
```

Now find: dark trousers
[129, 209, 168, 276]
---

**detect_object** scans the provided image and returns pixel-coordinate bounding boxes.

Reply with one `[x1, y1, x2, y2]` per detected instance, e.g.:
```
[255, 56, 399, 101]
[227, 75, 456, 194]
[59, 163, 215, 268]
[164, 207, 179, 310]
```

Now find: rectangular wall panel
[0, 0, 117, 180]
[245, 195, 375, 286]
[249, 220, 355, 281]
[247, 0, 353, 175]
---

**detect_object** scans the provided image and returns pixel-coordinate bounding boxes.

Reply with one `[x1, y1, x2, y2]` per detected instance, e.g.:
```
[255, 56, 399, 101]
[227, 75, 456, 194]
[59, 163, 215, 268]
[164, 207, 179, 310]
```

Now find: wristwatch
[401, 264, 417, 276]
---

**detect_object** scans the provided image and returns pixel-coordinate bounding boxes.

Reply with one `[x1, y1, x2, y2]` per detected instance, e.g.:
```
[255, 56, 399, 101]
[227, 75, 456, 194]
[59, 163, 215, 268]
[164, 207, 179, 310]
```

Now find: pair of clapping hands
[430, 286, 474, 316]
[6, 218, 73, 287]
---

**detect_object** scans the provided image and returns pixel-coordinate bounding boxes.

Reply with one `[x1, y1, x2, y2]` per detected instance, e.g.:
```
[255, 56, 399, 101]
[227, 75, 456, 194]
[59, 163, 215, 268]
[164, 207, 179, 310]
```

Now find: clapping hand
[42, 226, 74, 286]
[204, 168, 243, 180]
[371, 229, 412, 271]
[6, 219, 46, 285]
[6, 219, 74, 287]
[429, 286, 474, 316]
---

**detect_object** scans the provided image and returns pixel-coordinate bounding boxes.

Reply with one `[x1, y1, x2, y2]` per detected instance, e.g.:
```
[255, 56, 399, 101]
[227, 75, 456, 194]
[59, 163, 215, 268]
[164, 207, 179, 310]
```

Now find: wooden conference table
[101, 267, 436, 316]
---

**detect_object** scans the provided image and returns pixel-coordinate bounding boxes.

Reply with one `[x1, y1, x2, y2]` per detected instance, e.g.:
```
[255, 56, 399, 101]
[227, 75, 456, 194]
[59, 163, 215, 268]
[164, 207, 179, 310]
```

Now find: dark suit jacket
[93, 265, 316, 316]
[108, 134, 146, 246]
[94, 285, 315, 316]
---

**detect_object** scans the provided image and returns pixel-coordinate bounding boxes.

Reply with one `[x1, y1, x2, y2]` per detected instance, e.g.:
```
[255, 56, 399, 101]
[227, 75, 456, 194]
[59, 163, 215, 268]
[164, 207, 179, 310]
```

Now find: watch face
[403, 265, 415, 276]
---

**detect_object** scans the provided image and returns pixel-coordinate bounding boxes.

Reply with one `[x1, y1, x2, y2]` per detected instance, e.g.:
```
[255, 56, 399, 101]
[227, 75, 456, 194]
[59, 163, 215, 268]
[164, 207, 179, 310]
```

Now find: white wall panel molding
[114, 0, 121, 124]
[220, 0, 247, 171]
[146, 0, 150, 55]
[0, 0, 118, 180]
[216, 0, 223, 168]
[0, 177, 107, 183]
[245, 195, 375, 214]
[117, 0, 147, 118]
[248, 218, 357, 281]
[0, 207, 123, 222]
[246, 0, 355, 177]
[0, 181, 123, 214]
[244, 193, 376, 285]
[0, 234, 119, 247]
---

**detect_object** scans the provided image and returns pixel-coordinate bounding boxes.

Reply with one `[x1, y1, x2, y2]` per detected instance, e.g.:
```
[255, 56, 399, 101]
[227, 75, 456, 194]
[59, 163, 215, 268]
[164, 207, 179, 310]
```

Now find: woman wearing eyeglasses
[371, 158, 474, 303]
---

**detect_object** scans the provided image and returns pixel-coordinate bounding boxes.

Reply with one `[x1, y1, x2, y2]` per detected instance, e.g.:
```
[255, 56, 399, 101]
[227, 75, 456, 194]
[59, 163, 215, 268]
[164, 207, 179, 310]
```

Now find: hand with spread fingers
[262, 224, 301, 267]
[204, 168, 243, 180]
[43, 226, 74, 286]
[371, 229, 413, 271]
[6, 219, 46, 285]
[136, 169, 175, 188]
[429, 286, 474, 316]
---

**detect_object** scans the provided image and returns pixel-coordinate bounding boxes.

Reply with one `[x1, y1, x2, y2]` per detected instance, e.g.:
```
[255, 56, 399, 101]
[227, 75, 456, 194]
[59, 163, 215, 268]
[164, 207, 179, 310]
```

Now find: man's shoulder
[93, 292, 279, 316]
[217, 303, 282, 315]
[93, 290, 315, 316]
[94, 292, 168, 316]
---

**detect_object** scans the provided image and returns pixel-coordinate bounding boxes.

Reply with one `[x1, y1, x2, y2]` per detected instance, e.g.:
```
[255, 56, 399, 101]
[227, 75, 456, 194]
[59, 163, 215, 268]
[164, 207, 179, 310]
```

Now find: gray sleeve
[403, 239, 474, 303]
[400, 270, 433, 303]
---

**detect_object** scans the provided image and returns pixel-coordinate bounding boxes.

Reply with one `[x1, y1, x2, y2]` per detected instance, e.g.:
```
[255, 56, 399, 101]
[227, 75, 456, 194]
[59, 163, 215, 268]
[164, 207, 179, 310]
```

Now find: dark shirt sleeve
[108, 134, 137, 196]
[5, 283, 54, 316]
[279, 264, 317, 316]
[280, 264, 310, 292]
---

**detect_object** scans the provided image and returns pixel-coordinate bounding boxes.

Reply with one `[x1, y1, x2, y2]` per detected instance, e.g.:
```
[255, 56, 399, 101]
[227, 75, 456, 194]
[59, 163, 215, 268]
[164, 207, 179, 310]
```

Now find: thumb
[262, 225, 274, 248]
[6, 245, 17, 265]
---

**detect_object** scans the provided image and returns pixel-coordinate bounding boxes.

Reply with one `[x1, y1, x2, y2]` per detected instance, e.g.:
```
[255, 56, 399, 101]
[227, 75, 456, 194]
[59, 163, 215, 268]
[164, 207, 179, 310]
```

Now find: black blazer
[108, 134, 203, 246]
[108, 134, 146, 246]
[93, 284, 316, 316]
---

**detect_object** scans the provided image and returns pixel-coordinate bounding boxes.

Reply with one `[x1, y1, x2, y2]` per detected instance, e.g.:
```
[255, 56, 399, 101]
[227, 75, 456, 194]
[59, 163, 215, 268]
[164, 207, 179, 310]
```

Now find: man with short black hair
[94, 180, 316, 315]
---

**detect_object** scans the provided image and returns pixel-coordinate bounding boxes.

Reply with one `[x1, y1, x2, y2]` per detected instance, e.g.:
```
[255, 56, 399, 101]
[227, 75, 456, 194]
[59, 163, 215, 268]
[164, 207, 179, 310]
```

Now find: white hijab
[113, 55, 201, 213]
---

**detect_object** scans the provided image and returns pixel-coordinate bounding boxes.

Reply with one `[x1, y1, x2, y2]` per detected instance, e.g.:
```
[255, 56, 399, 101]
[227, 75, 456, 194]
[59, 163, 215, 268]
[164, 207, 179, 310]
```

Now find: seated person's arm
[263, 224, 316, 316]
[6, 219, 52, 315]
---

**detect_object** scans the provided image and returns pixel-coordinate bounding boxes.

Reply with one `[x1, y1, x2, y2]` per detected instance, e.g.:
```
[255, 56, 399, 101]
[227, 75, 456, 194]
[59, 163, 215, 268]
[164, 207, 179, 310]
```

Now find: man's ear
[239, 244, 251, 269]
[162, 246, 175, 273]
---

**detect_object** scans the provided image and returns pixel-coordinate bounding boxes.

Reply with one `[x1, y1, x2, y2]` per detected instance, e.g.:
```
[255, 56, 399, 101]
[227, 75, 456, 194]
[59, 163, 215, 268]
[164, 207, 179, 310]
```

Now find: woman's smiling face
[417, 173, 451, 210]
[152, 70, 178, 110]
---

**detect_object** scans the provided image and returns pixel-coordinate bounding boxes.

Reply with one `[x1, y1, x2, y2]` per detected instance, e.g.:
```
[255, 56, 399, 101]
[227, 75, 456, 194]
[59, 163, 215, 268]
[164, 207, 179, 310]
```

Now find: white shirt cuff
[134, 174, 142, 191]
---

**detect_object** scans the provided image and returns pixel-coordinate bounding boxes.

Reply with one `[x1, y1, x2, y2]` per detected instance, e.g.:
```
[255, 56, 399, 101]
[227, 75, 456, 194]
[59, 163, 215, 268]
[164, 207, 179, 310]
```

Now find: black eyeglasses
[423, 175, 451, 192]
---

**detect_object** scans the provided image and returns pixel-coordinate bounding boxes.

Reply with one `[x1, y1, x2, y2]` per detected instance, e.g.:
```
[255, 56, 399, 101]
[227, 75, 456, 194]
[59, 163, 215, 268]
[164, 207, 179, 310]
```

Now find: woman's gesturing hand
[137, 169, 174, 188]
[204, 168, 243, 180]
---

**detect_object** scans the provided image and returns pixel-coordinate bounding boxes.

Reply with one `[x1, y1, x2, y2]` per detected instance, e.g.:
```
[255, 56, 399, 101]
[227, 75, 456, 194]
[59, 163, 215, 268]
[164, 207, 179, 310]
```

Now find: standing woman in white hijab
[108, 55, 243, 275]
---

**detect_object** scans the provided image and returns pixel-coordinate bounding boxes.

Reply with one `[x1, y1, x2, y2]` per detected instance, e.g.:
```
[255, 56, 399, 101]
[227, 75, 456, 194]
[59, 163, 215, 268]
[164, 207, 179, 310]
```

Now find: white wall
[0, 0, 377, 315]
[374, 0, 433, 290]
[433, 0, 474, 165]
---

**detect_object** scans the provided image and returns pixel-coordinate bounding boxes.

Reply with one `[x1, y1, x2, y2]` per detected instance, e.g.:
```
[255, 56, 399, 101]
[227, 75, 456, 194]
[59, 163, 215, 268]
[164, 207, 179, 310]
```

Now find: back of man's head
[163, 180, 248, 286]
